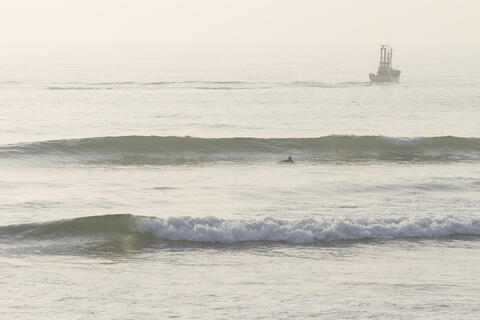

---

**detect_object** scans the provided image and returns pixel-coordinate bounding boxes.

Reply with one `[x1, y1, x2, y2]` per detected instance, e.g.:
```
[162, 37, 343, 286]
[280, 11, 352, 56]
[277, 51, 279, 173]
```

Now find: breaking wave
[1, 135, 479, 165]
[2, 214, 480, 244]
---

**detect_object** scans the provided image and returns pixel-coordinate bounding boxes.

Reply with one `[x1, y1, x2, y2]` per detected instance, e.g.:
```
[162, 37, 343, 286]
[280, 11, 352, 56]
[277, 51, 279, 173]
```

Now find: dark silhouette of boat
[369, 44, 401, 82]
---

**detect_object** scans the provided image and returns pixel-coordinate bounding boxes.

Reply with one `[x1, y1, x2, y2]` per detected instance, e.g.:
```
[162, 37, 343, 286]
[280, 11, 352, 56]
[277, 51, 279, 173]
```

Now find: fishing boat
[369, 44, 401, 82]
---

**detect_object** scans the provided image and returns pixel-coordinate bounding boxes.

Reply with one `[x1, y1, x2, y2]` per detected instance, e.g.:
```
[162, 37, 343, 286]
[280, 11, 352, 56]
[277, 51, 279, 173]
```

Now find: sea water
[1, 51, 480, 319]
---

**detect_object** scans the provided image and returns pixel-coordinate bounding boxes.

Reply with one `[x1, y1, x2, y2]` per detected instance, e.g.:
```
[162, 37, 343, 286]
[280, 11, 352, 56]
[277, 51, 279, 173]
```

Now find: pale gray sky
[1, 0, 479, 59]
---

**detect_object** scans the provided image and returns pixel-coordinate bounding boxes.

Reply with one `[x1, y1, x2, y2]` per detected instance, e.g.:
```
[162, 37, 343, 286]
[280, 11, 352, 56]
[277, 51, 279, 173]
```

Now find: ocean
[1, 51, 480, 319]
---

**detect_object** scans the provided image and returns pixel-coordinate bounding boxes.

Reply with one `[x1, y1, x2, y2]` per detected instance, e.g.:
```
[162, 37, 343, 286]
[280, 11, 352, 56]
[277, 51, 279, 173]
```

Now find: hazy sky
[1, 0, 479, 59]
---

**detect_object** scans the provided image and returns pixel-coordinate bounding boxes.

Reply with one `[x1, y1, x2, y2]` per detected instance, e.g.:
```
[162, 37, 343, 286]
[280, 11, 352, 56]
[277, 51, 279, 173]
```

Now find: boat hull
[369, 70, 401, 83]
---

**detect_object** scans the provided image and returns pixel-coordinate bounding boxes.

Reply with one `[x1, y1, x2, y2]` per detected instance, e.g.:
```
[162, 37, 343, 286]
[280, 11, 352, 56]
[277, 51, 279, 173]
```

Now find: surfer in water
[279, 156, 294, 164]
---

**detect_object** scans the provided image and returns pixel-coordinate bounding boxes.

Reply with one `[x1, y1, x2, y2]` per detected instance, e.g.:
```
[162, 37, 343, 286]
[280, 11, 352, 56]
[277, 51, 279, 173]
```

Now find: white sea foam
[137, 215, 480, 243]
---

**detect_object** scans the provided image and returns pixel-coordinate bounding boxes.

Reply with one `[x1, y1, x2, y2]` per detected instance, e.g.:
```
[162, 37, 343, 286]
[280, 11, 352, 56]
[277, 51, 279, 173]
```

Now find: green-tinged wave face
[0, 214, 153, 256]
[1, 135, 480, 165]
[0, 214, 139, 240]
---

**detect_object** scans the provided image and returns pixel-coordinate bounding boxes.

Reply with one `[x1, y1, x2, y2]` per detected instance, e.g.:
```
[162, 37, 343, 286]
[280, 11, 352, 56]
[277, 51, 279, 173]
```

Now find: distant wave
[48, 86, 113, 90]
[0, 81, 21, 84]
[287, 81, 371, 88]
[2, 214, 480, 244]
[1, 135, 479, 165]
[40, 81, 371, 90]
[89, 81, 138, 85]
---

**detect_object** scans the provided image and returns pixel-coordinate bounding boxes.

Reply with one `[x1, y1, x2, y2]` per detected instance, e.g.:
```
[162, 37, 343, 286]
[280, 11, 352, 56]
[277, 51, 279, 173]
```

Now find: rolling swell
[1, 135, 480, 165]
[43, 81, 370, 90]
[2, 214, 480, 244]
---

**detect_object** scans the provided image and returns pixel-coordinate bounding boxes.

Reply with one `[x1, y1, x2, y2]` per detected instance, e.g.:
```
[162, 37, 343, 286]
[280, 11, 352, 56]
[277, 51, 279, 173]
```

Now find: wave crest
[139, 215, 480, 243]
[2, 214, 480, 244]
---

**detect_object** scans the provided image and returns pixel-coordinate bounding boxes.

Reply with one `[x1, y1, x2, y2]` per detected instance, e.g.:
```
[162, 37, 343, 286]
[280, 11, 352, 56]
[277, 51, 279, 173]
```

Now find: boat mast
[378, 44, 393, 73]
[390, 49, 393, 69]
[378, 46, 382, 73]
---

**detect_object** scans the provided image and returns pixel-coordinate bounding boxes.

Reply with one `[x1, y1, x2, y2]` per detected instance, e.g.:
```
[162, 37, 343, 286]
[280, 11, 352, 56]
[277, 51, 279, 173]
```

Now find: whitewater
[1, 55, 480, 319]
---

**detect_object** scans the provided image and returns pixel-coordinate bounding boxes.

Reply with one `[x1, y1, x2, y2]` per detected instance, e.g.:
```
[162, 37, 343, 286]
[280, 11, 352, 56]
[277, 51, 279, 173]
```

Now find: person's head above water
[279, 156, 294, 164]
